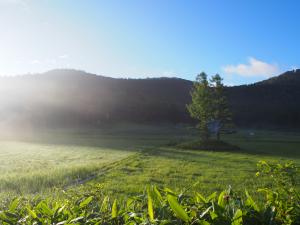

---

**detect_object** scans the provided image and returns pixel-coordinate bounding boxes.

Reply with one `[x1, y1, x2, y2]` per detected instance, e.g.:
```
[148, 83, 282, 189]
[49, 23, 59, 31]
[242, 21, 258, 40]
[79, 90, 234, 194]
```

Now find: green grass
[0, 141, 132, 195]
[82, 147, 298, 199]
[0, 160, 298, 224]
[0, 125, 299, 201]
[0, 124, 188, 196]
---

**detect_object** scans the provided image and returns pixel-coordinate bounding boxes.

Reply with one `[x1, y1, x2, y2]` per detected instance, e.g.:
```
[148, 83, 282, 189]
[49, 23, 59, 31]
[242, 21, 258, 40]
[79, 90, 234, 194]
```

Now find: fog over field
[0, 1, 299, 224]
[0, 69, 300, 137]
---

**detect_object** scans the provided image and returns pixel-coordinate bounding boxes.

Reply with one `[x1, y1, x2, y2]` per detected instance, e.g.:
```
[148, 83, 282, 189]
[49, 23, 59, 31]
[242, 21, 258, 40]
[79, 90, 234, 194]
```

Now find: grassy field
[0, 141, 132, 195]
[0, 125, 299, 200]
[77, 128, 300, 198]
[0, 125, 189, 196]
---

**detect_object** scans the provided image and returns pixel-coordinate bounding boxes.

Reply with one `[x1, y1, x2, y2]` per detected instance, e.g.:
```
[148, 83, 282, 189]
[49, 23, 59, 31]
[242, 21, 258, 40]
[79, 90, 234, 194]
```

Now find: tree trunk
[201, 126, 210, 141]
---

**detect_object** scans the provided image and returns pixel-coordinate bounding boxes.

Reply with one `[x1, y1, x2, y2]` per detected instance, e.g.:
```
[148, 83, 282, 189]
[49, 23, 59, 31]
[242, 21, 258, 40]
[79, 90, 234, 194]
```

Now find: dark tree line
[0, 69, 299, 129]
[227, 70, 300, 128]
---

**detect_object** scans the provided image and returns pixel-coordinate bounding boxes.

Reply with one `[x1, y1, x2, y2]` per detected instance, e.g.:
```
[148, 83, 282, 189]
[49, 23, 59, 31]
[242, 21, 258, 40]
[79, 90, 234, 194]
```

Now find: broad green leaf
[210, 211, 218, 220]
[37, 201, 53, 216]
[126, 198, 134, 209]
[8, 198, 19, 212]
[167, 195, 189, 222]
[79, 196, 93, 208]
[0, 212, 8, 220]
[111, 199, 118, 218]
[245, 191, 259, 211]
[231, 209, 243, 225]
[153, 186, 163, 203]
[164, 187, 176, 195]
[56, 205, 65, 215]
[27, 207, 37, 219]
[217, 191, 226, 208]
[100, 196, 109, 212]
[195, 192, 207, 203]
[147, 189, 154, 221]
[207, 192, 217, 202]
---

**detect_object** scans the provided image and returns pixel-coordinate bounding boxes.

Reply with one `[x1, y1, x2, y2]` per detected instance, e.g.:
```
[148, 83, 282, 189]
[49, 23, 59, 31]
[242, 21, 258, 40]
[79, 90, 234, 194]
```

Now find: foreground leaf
[111, 199, 118, 219]
[147, 189, 154, 221]
[167, 195, 189, 222]
[231, 209, 243, 225]
[79, 196, 93, 208]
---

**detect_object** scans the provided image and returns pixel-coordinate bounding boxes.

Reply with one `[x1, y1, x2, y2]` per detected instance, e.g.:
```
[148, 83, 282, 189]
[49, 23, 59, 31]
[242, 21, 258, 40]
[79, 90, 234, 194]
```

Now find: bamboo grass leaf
[167, 194, 189, 222]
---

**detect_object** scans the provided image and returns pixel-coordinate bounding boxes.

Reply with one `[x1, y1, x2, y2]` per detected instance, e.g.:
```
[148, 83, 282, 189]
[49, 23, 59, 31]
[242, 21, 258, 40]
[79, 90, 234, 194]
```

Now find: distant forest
[0, 69, 299, 129]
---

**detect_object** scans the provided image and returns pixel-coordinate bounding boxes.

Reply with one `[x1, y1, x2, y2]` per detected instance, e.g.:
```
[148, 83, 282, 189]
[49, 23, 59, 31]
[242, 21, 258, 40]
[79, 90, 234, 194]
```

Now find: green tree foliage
[187, 72, 232, 140]
[210, 74, 232, 140]
[187, 72, 212, 140]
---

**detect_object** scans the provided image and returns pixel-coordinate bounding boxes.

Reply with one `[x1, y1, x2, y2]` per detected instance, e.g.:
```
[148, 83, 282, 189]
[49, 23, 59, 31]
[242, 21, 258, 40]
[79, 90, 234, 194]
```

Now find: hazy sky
[0, 0, 299, 85]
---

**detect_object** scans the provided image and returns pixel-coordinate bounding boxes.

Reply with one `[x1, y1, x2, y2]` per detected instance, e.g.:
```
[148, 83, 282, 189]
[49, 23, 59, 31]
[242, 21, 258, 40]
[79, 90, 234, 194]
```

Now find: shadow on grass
[2, 126, 300, 160]
[153, 138, 300, 161]
[175, 139, 241, 151]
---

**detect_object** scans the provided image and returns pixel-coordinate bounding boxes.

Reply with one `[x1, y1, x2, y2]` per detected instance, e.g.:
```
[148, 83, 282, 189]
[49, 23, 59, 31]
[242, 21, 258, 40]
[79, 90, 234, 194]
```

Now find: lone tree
[187, 72, 231, 141]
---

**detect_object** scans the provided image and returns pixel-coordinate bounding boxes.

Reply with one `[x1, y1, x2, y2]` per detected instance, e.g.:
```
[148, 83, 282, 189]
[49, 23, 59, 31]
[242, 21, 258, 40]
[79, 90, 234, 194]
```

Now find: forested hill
[227, 69, 300, 127]
[0, 69, 193, 128]
[0, 69, 299, 129]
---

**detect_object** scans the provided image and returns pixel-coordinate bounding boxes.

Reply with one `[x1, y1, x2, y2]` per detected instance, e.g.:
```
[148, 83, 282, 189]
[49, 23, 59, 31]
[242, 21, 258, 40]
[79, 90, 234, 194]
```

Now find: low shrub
[0, 161, 298, 224]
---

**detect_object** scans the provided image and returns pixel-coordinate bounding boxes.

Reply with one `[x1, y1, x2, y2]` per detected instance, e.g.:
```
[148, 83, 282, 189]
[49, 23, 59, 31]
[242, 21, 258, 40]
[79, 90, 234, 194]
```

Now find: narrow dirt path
[64, 152, 142, 190]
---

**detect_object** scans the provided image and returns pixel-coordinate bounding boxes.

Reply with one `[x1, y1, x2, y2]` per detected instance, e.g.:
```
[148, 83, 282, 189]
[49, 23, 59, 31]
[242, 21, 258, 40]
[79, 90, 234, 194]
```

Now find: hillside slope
[228, 69, 300, 127]
[0, 69, 299, 128]
[0, 69, 192, 128]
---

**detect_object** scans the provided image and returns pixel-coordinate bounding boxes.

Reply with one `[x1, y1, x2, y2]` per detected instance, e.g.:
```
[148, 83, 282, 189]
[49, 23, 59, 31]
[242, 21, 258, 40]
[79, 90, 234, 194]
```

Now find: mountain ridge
[0, 69, 299, 128]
